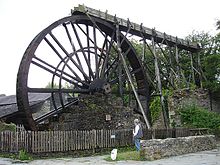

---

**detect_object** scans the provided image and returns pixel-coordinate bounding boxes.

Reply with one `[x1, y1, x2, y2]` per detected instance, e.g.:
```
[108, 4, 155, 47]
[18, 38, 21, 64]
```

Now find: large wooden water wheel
[16, 10, 150, 130]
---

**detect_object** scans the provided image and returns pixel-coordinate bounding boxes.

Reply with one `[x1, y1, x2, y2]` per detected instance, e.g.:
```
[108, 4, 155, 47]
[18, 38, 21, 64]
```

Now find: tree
[185, 28, 220, 92]
[216, 20, 220, 30]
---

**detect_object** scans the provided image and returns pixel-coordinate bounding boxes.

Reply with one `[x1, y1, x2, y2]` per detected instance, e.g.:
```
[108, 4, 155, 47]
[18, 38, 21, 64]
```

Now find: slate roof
[0, 93, 51, 118]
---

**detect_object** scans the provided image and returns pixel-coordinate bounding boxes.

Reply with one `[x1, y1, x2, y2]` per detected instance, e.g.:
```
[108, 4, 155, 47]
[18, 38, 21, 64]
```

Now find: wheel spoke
[100, 32, 116, 79]
[49, 32, 91, 82]
[44, 37, 84, 81]
[71, 22, 95, 80]
[31, 56, 88, 88]
[63, 23, 85, 79]
[28, 87, 90, 93]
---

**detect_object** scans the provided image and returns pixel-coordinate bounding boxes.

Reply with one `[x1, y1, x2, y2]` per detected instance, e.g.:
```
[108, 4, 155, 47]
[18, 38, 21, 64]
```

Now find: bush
[0, 122, 16, 132]
[18, 149, 32, 161]
[179, 104, 220, 129]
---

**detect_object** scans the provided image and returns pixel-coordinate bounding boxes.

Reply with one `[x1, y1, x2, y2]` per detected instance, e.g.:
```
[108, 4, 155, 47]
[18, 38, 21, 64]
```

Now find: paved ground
[0, 148, 220, 165]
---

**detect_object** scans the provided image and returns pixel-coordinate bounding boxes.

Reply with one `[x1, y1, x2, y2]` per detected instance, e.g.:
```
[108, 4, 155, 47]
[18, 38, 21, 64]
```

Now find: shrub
[18, 149, 32, 161]
[179, 103, 220, 129]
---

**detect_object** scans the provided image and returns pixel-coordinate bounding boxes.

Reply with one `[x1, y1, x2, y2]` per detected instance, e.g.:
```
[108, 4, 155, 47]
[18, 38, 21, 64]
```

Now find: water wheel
[16, 13, 150, 130]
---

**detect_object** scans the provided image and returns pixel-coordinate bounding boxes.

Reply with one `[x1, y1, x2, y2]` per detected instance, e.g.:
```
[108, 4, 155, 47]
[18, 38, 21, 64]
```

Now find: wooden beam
[72, 4, 200, 53]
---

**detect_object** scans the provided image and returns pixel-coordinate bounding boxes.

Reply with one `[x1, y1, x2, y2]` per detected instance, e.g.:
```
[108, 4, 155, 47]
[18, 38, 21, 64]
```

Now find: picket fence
[0, 128, 208, 153]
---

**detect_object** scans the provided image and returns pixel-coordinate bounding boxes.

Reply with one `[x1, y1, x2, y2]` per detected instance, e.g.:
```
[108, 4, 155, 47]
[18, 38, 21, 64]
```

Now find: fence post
[92, 129, 96, 153]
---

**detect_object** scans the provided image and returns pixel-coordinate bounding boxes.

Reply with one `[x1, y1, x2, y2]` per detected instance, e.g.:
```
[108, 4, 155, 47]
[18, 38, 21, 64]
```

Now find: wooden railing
[0, 128, 209, 153]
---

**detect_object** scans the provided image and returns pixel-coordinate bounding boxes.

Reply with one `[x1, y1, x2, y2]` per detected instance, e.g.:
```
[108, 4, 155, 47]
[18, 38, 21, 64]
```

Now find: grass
[104, 148, 144, 161]
[0, 146, 142, 162]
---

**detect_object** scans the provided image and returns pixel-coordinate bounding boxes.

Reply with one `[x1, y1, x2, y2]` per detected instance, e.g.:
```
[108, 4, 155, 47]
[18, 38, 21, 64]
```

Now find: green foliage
[45, 82, 59, 88]
[186, 29, 220, 91]
[179, 103, 220, 129]
[104, 149, 142, 161]
[203, 54, 220, 91]
[0, 122, 16, 132]
[150, 96, 161, 124]
[150, 89, 171, 124]
[216, 19, 220, 30]
[18, 149, 32, 161]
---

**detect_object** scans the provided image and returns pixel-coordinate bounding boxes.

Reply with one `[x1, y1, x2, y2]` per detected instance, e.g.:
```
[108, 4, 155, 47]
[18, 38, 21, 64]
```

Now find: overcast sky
[0, 0, 219, 95]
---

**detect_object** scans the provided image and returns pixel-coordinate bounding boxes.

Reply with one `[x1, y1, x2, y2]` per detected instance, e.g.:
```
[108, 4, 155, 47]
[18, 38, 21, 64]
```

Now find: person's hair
[134, 118, 139, 124]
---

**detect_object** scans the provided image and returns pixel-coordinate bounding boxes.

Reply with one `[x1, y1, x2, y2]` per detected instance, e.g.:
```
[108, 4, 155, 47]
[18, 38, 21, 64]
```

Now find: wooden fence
[0, 128, 209, 153]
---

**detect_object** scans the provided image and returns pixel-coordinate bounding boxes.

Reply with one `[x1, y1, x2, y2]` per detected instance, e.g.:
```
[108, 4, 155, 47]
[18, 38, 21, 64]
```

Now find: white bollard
[110, 148, 118, 160]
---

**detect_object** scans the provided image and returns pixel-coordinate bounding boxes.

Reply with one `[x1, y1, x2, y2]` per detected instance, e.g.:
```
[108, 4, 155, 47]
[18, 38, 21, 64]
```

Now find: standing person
[133, 118, 143, 151]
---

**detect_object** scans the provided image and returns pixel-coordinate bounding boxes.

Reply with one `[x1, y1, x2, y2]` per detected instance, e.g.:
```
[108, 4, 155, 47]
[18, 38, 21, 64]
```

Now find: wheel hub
[89, 79, 111, 94]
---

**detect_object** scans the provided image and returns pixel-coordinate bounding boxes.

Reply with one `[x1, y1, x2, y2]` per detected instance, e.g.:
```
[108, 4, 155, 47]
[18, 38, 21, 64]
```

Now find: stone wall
[49, 94, 141, 130]
[168, 88, 220, 127]
[140, 135, 216, 160]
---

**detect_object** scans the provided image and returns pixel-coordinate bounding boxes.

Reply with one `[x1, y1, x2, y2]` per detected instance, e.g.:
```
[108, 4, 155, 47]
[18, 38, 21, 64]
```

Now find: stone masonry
[140, 135, 216, 160]
[49, 94, 141, 130]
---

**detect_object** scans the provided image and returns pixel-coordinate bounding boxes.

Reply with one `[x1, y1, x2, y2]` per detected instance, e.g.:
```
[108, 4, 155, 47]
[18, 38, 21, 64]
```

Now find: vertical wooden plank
[75, 130, 77, 150]
[53, 131, 56, 152]
[57, 131, 60, 152]
[48, 131, 50, 152]
[38, 131, 40, 153]
[51, 131, 53, 152]
[35, 131, 37, 153]
[41, 132, 43, 153]
[79, 130, 82, 150]
[83, 130, 85, 150]
[32, 132, 34, 153]
[65, 131, 67, 151]
[37, 131, 40, 153]
[64, 130, 67, 151]
[69, 130, 72, 151]
[54, 131, 56, 152]
[59, 131, 61, 152]
[87, 130, 89, 150]
[44, 131, 47, 152]
[61, 131, 63, 152]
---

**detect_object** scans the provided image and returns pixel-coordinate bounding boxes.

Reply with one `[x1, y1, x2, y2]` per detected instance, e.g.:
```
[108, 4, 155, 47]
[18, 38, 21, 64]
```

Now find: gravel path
[0, 148, 220, 165]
